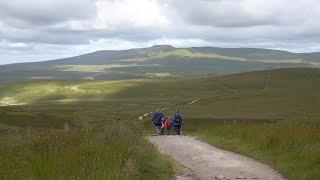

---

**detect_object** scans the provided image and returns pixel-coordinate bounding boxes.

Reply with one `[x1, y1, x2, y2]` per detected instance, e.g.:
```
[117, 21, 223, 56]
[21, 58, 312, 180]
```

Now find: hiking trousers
[174, 125, 181, 135]
[155, 126, 164, 135]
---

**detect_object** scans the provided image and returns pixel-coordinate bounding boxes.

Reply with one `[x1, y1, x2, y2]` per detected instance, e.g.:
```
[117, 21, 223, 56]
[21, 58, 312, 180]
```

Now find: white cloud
[8, 42, 28, 48]
[58, 0, 172, 32]
[94, 0, 171, 29]
[0, 40, 28, 49]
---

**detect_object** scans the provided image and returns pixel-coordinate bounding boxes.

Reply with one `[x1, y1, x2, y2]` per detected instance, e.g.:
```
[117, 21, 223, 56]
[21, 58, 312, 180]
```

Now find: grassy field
[1, 124, 171, 180]
[0, 68, 320, 179]
[127, 68, 320, 180]
[182, 119, 320, 180]
[0, 101, 172, 179]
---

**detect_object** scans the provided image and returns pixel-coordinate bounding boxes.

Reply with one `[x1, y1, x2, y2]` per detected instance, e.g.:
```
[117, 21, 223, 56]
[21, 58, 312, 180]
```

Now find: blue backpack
[174, 114, 182, 125]
[153, 113, 163, 125]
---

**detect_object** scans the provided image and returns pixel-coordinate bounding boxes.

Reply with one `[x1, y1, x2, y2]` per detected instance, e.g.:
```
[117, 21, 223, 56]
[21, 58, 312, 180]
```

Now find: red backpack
[163, 117, 173, 128]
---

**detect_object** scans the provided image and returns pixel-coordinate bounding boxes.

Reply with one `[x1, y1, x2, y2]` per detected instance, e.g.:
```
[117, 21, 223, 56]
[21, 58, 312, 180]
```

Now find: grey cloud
[0, 0, 98, 44]
[1, 0, 320, 64]
[180, 0, 316, 26]
[1, 0, 319, 45]
[0, 0, 96, 26]
[168, 0, 275, 27]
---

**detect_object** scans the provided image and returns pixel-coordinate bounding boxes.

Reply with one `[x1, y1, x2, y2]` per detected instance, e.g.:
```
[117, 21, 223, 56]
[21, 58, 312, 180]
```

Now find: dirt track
[147, 135, 284, 180]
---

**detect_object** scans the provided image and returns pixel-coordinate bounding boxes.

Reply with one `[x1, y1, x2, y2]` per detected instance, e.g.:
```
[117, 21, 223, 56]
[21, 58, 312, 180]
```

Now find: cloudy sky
[1, 0, 320, 65]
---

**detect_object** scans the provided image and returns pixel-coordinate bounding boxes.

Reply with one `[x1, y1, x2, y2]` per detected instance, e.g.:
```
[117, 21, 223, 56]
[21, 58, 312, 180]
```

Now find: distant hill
[0, 45, 319, 83]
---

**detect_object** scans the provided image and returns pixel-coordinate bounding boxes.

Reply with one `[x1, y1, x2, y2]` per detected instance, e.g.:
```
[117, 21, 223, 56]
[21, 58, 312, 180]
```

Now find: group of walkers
[151, 108, 183, 135]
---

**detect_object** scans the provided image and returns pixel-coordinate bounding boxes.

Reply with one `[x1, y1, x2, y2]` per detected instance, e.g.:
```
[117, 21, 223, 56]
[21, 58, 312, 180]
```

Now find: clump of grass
[185, 119, 320, 180]
[0, 123, 172, 180]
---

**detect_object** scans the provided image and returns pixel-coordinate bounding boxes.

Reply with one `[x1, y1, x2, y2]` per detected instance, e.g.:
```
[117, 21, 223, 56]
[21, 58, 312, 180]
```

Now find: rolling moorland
[0, 67, 319, 179]
[1, 45, 320, 83]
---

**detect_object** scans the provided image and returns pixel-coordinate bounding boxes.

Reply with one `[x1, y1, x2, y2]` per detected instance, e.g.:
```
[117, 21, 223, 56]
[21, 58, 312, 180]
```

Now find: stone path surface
[147, 135, 284, 180]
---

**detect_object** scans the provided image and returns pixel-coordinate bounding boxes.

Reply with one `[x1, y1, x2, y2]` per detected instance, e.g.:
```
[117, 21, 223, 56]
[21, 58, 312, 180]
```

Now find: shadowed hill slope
[1, 45, 319, 83]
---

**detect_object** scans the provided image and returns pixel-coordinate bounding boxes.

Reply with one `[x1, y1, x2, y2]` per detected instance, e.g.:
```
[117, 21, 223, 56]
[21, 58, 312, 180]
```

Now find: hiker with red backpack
[173, 110, 183, 135]
[152, 108, 166, 135]
[162, 116, 173, 134]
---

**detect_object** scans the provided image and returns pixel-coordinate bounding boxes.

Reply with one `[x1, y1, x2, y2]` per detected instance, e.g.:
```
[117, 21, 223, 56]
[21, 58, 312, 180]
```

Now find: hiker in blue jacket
[173, 110, 183, 135]
[152, 108, 165, 135]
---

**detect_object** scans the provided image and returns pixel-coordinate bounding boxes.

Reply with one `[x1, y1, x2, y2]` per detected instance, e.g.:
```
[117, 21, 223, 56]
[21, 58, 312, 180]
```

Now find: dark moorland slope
[1, 45, 319, 83]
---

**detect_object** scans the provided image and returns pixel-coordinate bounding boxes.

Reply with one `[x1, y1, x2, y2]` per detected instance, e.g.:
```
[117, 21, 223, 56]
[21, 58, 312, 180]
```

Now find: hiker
[173, 110, 183, 135]
[152, 108, 165, 135]
[162, 116, 173, 134]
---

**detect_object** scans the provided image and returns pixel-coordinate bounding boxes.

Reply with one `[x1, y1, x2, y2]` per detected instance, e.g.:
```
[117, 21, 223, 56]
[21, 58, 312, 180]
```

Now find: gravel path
[147, 135, 284, 180]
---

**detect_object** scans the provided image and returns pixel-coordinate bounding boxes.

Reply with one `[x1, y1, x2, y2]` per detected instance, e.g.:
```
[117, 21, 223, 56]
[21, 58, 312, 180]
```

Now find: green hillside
[1, 46, 319, 83]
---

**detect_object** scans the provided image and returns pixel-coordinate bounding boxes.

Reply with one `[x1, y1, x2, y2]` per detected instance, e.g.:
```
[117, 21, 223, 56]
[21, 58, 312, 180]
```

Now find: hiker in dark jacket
[173, 110, 183, 135]
[152, 108, 165, 135]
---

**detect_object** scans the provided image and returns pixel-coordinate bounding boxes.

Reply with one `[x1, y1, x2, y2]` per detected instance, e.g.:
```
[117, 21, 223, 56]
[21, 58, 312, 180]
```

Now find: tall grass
[0, 122, 172, 180]
[184, 119, 320, 180]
